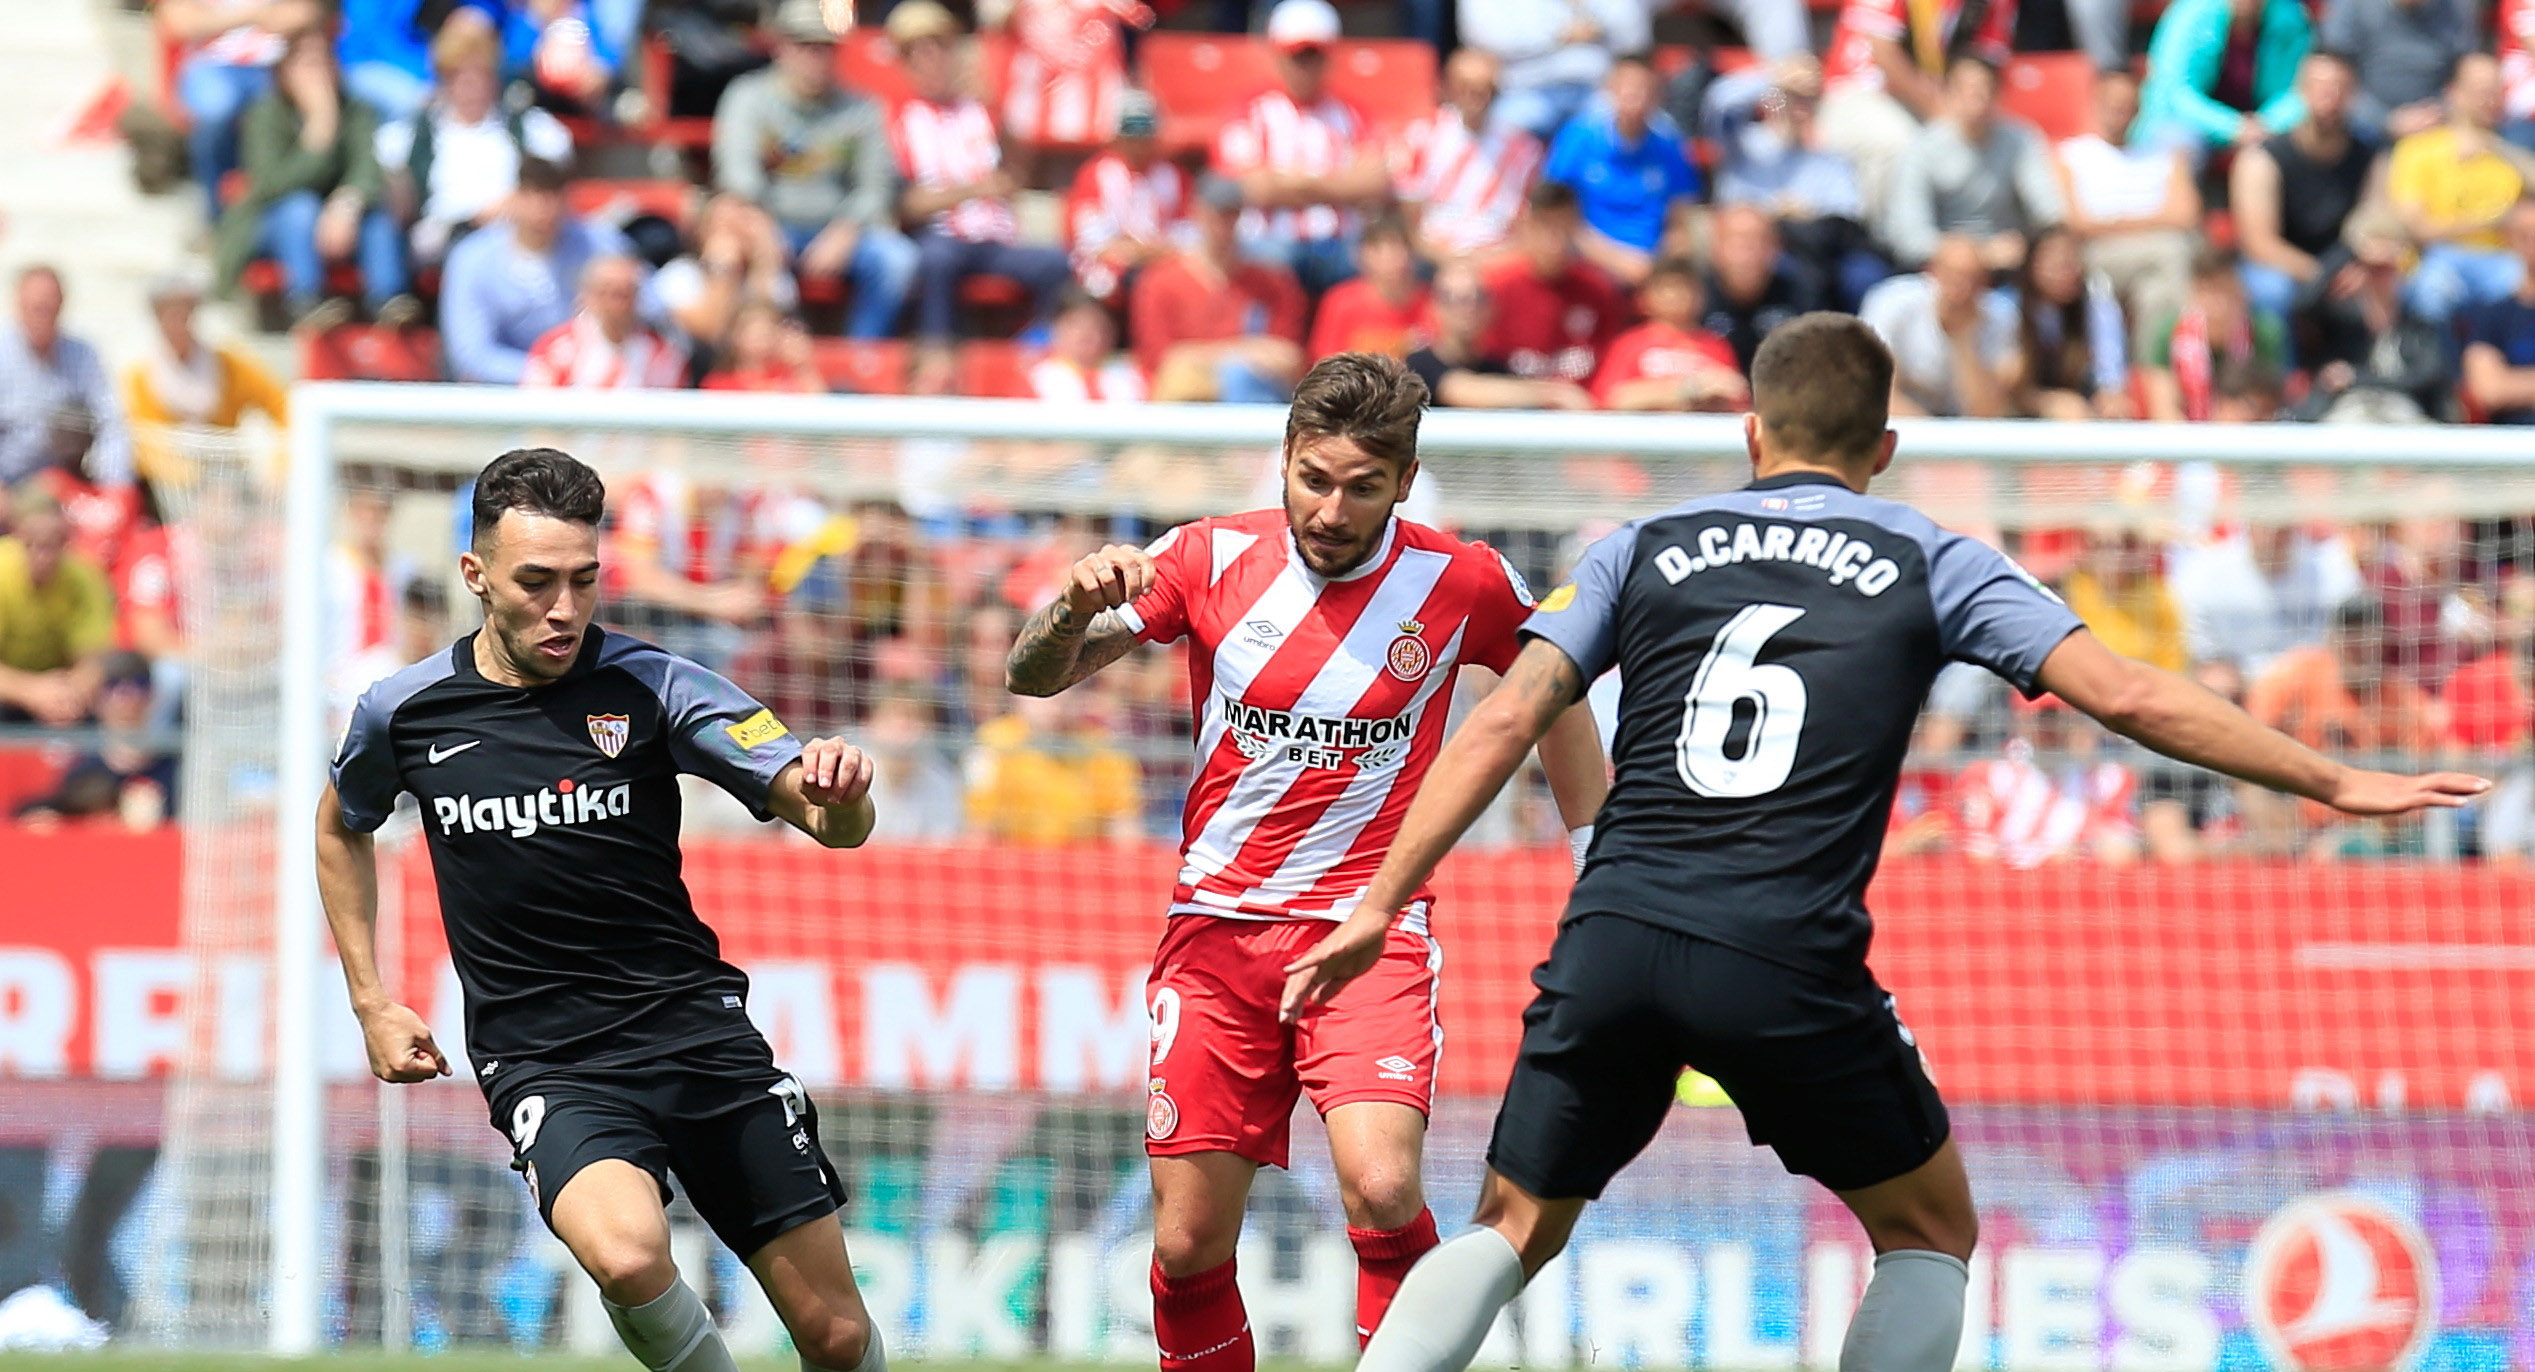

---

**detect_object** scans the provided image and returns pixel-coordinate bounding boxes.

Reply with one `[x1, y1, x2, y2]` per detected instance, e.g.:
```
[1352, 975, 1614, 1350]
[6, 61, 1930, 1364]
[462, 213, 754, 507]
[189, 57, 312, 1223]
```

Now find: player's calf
[1834, 1142, 1978, 1372]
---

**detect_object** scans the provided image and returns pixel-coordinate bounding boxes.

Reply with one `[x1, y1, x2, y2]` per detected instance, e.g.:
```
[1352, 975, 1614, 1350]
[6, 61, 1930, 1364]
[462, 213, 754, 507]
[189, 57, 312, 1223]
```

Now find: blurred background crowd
[0, 0, 2528, 862]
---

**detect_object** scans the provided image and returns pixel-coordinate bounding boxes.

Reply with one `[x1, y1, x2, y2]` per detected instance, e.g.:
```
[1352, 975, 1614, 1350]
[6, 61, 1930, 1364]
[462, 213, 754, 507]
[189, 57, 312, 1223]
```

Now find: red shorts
[1143, 914, 1443, 1169]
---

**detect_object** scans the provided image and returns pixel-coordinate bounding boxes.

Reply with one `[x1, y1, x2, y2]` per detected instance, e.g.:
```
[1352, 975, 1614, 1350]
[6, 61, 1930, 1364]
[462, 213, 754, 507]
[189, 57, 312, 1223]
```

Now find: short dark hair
[2190, 243, 2241, 281]
[1361, 210, 1412, 250]
[1643, 255, 1701, 290]
[471, 448, 605, 552]
[516, 157, 570, 194]
[2305, 46, 2358, 73]
[1527, 180, 1580, 217]
[1750, 313, 1893, 463]
[1945, 52, 1999, 83]
[1286, 352, 1428, 471]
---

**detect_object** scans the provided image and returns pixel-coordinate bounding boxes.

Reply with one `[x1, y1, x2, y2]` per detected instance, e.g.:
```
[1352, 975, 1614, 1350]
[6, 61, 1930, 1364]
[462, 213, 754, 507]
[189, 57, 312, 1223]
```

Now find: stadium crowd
[0, 0, 2528, 858]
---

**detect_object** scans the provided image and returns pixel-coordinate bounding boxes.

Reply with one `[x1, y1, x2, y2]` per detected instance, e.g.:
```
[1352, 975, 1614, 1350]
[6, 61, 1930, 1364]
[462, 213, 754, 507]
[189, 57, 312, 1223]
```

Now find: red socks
[1152, 1255, 1253, 1372]
[1349, 1208, 1441, 1346]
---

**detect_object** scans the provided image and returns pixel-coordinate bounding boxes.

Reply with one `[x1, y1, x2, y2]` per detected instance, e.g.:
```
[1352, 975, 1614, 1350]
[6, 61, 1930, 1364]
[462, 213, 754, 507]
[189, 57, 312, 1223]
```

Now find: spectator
[1706, 56, 1883, 311]
[1404, 258, 1594, 408]
[440, 158, 630, 384]
[1395, 49, 1543, 264]
[2139, 246, 2288, 422]
[605, 469, 775, 669]
[1456, 0, 1651, 139]
[521, 255, 689, 389]
[122, 273, 289, 492]
[2054, 67, 2199, 351]
[1860, 233, 2018, 416]
[1884, 54, 2064, 272]
[12, 653, 177, 830]
[1213, 0, 1388, 296]
[2443, 578, 2532, 860]
[213, 28, 413, 327]
[2170, 520, 2363, 675]
[2507, 0, 2535, 150]
[2461, 197, 2535, 424]
[861, 687, 964, 842]
[2207, 353, 2288, 420]
[337, 0, 493, 123]
[0, 268, 132, 489]
[890, 1, 1075, 346]
[1031, 291, 1148, 402]
[325, 483, 413, 713]
[1543, 55, 1701, 287]
[964, 690, 1143, 844]
[157, 0, 321, 218]
[702, 302, 826, 393]
[1308, 213, 1428, 361]
[1955, 697, 2143, 867]
[26, 406, 142, 575]
[1815, 0, 2016, 218]
[999, 0, 1145, 156]
[2232, 50, 2378, 330]
[1701, 204, 1825, 374]
[2243, 599, 2443, 852]
[2065, 528, 2189, 671]
[0, 487, 112, 727]
[1591, 257, 1747, 411]
[1480, 181, 1628, 384]
[374, 18, 576, 268]
[654, 194, 797, 360]
[2389, 54, 2532, 328]
[2293, 214, 2450, 422]
[495, 0, 628, 112]
[2315, 0, 2473, 140]
[711, 0, 917, 340]
[2134, 0, 2313, 164]
[2008, 225, 2132, 420]
[1064, 89, 1191, 302]
[398, 577, 449, 666]
[1129, 175, 1307, 403]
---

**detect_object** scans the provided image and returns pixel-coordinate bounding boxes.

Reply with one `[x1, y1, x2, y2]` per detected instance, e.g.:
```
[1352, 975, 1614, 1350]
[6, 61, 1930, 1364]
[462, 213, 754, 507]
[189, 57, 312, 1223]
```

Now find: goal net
[84, 388, 2535, 1363]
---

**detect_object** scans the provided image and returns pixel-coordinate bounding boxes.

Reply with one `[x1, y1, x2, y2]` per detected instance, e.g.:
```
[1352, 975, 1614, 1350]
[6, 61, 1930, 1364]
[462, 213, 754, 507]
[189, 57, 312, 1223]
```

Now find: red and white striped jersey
[607, 470, 780, 595]
[1954, 744, 2137, 870]
[2505, 0, 2535, 121]
[1117, 509, 1535, 928]
[1213, 90, 1368, 243]
[1065, 152, 1193, 295]
[892, 97, 1019, 243]
[1004, 0, 1127, 145]
[1393, 112, 1542, 258]
[1824, 0, 2015, 93]
[520, 316, 687, 390]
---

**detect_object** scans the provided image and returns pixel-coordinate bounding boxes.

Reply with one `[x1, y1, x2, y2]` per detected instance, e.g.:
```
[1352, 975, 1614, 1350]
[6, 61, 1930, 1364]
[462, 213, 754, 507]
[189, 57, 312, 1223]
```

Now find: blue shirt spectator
[0, 268, 131, 488]
[1543, 57, 1701, 284]
[338, 0, 500, 121]
[439, 160, 631, 384]
[2461, 201, 2535, 425]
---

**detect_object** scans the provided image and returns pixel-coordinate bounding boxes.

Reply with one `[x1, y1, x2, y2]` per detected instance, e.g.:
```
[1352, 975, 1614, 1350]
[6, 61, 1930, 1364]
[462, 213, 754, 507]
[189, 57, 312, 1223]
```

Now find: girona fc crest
[2245, 1192, 2437, 1372]
[1386, 621, 1432, 682]
[1146, 1085, 1178, 1140]
[586, 714, 629, 758]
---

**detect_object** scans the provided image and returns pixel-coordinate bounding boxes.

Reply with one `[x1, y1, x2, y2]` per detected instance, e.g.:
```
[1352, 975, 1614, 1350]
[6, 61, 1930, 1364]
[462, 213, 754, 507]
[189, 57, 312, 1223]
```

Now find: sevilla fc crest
[2245, 1192, 2437, 1372]
[586, 714, 630, 758]
[1386, 621, 1432, 682]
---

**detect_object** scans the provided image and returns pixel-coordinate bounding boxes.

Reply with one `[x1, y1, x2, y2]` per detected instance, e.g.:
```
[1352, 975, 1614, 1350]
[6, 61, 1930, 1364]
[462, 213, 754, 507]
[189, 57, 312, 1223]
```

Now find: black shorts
[1488, 915, 1949, 1199]
[483, 1035, 847, 1259]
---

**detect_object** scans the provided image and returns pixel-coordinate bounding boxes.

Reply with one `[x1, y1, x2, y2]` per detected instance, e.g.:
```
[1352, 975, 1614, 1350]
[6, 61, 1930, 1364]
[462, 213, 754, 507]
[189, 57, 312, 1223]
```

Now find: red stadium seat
[1999, 52, 2097, 143]
[958, 340, 1039, 398]
[565, 177, 696, 226]
[636, 35, 718, 150]
[299, 326, 445, 382]
[1325, 39, 1437, 134]
[811, 338, 911, 393]
[1140, 34, 1436, 154]
[1651, 45, 1759, 80]
[0, 746, 68, 815]
[838, 28, 1013, 108]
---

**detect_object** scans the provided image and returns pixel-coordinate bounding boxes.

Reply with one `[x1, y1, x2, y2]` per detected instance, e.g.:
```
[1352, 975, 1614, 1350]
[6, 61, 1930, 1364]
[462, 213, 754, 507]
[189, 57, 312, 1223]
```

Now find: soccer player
[1283, 313, 2489, 1372]
[316, 450, 887, 1372]
[1003, 352, 1608, 1371]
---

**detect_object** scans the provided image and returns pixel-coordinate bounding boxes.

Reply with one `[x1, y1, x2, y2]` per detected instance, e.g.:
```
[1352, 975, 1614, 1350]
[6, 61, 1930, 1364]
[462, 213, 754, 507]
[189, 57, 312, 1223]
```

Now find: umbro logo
[1375, 1055, 1418, 1081]
[427, 739, 481, 764]
[1244, 619, 1283, 640]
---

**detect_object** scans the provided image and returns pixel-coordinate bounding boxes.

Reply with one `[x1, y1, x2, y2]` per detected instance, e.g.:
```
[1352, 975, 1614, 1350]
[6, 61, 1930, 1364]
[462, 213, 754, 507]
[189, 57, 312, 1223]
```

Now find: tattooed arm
[1005, 543, 1159, 696]
[1279, 638, 1590, 1019]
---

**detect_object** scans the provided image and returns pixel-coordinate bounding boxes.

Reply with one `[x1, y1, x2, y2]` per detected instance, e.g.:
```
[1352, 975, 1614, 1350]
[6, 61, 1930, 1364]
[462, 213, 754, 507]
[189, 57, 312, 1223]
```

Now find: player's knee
[579, 1234, 675, 1305]
[795, 1309, 874, 1370]
[1151, 1214, 1241, 1277]
[1340, 1165, 1425, 1231]
[1867, 1204, 1977, 1262]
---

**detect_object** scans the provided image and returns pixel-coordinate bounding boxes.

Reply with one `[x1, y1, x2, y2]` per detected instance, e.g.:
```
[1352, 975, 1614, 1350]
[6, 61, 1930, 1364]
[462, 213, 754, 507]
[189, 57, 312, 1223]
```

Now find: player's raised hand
[357, 1001, 450, 1083]
[799, 737, 876, 808]
[2326, 768, 2490, 816]
[1062, 544, 1158, 620]
[1278, 907, 1391, 1023]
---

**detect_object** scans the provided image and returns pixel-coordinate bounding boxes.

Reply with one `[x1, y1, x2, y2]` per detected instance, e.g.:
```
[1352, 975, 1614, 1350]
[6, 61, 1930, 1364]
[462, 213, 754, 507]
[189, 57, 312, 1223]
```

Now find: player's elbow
[2083, 660, 2167, 740]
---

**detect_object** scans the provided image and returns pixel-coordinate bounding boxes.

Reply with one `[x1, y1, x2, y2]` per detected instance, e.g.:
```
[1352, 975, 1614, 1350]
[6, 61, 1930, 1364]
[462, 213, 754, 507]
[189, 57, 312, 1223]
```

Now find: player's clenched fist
[1062, 544, 1158, 621]
[358, 1001, 451, 1083]
[799, 737, 876, 807]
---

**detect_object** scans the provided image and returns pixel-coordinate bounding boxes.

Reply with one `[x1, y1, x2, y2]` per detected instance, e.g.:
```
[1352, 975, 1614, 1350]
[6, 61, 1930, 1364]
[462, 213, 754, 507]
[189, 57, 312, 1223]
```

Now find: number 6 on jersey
[1677, 603, 1808, 798]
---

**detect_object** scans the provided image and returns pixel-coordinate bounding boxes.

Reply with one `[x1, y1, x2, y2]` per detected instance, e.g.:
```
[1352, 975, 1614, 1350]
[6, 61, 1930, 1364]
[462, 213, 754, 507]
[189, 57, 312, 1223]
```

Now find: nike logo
[427, 740, 481, 764]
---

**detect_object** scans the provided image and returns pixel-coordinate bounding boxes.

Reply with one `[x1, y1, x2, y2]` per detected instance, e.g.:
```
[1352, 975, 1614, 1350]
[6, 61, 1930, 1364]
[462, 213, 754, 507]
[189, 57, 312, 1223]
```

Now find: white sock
[803, 1318, 887, 1372]
[1356, 1227, 1527, 1372]
[603, 1277, 738, 1372]
[1840, 1250, 1970, 1372]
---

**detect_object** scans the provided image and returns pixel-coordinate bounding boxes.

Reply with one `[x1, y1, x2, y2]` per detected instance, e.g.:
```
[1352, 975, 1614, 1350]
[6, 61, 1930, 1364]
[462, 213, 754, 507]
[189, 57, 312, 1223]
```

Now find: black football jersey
[1524, 472, 2083, 977]
[331, 627, 805, 1081]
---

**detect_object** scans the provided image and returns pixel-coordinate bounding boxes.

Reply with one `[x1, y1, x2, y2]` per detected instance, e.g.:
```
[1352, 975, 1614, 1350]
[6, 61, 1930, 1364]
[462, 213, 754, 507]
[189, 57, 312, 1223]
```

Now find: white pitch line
[2294, 943, 2535, 971]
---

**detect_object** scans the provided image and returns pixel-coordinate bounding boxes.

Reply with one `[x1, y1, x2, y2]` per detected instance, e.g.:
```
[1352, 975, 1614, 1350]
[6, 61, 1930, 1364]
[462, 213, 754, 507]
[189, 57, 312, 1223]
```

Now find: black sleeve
[655, 656, 808, 821]
[330, 688, 406, 832]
